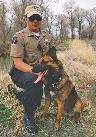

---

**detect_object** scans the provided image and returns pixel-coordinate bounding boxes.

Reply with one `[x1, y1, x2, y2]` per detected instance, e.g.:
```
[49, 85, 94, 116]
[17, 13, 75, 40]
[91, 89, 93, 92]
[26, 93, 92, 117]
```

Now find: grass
[0, 96, 15, 129]
[0, 56, 12, 75]
[0, 39, 96, 136]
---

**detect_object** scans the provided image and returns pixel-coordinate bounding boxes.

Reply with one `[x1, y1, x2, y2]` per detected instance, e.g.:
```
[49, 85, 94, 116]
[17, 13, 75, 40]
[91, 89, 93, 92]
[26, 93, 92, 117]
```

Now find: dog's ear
[46, 46, 56, 58]
[46, 46, 58, 62]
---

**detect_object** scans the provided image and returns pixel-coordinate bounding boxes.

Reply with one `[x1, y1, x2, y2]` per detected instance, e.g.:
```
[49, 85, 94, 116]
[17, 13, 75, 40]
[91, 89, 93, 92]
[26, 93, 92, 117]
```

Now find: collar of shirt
[24, 27, 46, 40]
[32, 32, 40, 37]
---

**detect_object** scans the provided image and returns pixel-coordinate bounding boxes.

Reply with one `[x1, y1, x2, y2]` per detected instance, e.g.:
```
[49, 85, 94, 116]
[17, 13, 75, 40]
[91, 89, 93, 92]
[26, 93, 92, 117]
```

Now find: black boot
[8, 84, 20, 95]
[22, 112, 38, 133]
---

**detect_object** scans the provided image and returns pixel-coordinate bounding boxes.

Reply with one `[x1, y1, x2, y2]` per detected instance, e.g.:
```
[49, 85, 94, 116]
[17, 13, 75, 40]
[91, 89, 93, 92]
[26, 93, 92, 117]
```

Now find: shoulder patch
[12, 36, 18, 44]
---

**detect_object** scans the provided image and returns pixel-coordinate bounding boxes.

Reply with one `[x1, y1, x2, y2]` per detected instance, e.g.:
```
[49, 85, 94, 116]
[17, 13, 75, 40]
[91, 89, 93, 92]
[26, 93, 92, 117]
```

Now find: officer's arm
[13, 57, 33, 73]
[13, 57, 41, 76]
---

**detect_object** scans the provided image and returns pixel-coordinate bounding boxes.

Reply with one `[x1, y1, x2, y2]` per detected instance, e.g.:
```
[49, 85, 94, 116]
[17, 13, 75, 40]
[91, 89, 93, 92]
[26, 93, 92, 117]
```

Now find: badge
[12, 36, 18, 44]
[44, 39, 49, 46]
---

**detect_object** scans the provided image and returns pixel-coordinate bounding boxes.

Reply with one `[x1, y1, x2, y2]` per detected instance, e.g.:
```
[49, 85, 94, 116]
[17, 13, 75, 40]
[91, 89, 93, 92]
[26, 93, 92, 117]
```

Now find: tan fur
[36, 47, 84, 130]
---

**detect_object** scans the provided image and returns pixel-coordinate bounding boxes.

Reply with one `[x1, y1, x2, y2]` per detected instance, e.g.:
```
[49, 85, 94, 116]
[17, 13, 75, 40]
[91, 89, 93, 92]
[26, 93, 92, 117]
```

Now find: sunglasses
[29, 14, 42, 22]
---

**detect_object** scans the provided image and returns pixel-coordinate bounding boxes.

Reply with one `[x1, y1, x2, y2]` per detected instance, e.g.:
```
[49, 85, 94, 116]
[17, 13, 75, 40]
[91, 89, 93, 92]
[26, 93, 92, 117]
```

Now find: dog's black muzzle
[32, 65, 55, 82]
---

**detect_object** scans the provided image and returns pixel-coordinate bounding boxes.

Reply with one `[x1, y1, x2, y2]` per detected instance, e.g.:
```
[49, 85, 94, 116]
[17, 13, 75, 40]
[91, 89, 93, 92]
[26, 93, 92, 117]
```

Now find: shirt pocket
[29, 50, 38, 63]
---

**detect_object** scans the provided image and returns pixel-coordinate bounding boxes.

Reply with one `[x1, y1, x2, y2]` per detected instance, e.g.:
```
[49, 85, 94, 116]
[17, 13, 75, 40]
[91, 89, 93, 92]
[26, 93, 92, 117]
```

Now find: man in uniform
[8, 5, 54, 134]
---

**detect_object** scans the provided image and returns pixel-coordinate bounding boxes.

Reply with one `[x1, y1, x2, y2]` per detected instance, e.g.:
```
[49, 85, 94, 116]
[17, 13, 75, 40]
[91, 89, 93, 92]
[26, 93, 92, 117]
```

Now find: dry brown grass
[57, 39, 96, 88]
[0, 39, 96, 136]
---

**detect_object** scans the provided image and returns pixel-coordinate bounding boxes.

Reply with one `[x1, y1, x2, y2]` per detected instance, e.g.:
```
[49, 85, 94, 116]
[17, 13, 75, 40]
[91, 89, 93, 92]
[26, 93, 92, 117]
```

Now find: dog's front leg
[38, 92, 51, 123]
[54, 99, 64, 130]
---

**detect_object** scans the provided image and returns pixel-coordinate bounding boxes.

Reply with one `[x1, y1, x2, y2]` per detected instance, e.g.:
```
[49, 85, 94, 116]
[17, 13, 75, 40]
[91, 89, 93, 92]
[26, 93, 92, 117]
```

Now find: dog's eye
[42, 59, 45, 64]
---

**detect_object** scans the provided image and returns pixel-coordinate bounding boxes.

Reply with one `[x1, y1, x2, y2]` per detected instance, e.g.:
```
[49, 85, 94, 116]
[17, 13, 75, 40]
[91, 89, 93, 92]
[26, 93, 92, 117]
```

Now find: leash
[34, 70, 48, 84]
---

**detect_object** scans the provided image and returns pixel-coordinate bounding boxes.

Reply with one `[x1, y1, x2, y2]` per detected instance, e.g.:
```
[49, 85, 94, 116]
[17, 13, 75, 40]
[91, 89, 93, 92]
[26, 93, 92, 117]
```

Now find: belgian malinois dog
[34, 46, 84, 130]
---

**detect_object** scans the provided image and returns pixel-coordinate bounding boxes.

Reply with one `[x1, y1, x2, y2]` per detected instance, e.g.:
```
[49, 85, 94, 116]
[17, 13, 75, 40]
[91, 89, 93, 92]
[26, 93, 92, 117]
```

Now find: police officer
[8, 5, 54, 133]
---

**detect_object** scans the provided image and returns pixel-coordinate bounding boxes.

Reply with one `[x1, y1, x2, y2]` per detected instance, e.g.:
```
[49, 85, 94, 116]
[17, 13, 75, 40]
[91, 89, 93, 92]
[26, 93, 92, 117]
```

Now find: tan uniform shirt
[10, 27, 54, 66]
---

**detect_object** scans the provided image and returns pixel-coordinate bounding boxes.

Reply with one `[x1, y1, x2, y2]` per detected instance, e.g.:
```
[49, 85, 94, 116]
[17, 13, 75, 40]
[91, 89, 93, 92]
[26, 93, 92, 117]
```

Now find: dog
[33, 46, 84, 130]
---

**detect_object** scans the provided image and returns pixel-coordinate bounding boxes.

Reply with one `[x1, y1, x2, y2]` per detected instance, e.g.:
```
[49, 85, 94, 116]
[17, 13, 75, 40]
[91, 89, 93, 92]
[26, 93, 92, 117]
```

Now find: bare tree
[62, 0, 76, 39]
[85, 9, 96, 39]
[74, 7, 85, 39]
[0, 2, 13, 56]
[92, 7, 96, 39]
[42, 7, 57, 34]
[10, 0, 27, 33]
[56, 14, 69, 40]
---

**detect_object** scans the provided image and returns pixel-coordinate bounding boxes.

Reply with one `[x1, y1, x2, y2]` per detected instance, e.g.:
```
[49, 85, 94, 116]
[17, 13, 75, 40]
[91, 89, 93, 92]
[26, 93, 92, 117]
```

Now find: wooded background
[0, 0, 96, 57]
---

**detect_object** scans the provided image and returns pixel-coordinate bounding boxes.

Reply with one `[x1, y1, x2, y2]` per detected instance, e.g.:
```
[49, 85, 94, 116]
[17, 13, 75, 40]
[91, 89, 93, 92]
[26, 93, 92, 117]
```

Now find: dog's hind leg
[74, 99, 84, 124]
[38, 92, 51, 123]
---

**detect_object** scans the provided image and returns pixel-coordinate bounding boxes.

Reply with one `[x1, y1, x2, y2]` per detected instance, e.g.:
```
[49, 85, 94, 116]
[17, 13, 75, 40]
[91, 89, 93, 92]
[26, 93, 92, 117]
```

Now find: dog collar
[48, 76, 64, 91]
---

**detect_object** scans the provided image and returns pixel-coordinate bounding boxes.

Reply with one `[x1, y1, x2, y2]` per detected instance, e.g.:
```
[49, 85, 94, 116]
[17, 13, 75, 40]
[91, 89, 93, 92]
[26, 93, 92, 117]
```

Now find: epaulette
[42, 30, 46, 33]
[15, 29, 24, 35]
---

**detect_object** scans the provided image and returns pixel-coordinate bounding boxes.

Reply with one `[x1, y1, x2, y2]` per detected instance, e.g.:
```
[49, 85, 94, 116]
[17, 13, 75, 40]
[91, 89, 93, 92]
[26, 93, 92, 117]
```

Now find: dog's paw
[38, 117, 45, 123]
[54, 124, 60, 131]
[54, 120, 60, 130]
